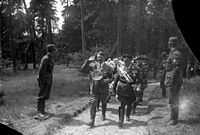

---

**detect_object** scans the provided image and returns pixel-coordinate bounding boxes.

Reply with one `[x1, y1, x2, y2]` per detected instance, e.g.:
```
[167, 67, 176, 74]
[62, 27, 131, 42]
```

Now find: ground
[1, 66, 200, 135]
[54, 83, 158, 135]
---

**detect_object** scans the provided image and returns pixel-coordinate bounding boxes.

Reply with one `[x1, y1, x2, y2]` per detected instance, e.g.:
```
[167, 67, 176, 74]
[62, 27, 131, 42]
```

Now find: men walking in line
[37, 44, 57, 119]
[165, 37, 183, 125]
[81, 51, 113, 128]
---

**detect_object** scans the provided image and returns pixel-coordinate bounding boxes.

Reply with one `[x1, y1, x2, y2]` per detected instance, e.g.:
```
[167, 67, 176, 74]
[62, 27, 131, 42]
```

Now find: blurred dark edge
[172, 0, 199, 62]
[0, 123, 23, 135]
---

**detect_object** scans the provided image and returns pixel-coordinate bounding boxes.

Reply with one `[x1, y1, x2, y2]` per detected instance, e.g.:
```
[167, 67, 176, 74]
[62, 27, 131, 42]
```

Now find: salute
[81, 51, 113, 128]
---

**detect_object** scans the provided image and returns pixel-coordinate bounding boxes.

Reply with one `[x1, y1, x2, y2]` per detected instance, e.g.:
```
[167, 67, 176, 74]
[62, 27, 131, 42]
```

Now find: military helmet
[168, 37, 178, 47]
[122, 54, 133, 60]
[46, 44, 56, 52]
[161, 52, 167, 58]
[135, 55, 148, 60]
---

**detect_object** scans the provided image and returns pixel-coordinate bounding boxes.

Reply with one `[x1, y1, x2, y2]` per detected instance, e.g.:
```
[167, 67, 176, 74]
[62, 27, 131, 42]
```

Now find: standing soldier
[37, 44, 57, 119]
[140, 55, 149, 102]
[81, 51, 113, 128]
[159, 52, 167, 97]
[165, 37, 183, 125]
[134, 55, 148, 104]
[112, 54, 139, 127]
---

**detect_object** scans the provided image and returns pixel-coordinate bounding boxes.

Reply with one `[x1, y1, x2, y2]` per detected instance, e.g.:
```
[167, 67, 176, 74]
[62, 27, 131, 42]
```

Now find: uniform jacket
[136, 62, 148, 90]
[81, 59, 113, 93]
[112, 64, 140, 97]
[38, 53, 54, 86]
[165, 48, 183, 87]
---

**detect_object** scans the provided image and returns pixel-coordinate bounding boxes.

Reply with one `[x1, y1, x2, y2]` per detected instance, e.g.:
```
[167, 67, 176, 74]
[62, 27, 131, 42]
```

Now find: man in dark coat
[164, 37, 183, 125]
[37, 44, 56, 119]
[135, 55, 149, 103]
[112, 54, 140, 127]
[81, 51, 113, 128]
[159, 52, 168, 97]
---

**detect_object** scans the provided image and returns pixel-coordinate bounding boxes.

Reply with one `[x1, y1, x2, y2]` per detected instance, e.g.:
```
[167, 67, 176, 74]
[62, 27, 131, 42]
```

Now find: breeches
[90, 92, 109, 107]
[118, 95, 134, 116]
[38, 84, 52, 100]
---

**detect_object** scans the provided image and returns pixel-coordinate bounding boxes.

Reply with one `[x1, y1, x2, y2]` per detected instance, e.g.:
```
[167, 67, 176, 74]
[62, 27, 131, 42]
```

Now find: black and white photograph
[0, 0, 199, 134]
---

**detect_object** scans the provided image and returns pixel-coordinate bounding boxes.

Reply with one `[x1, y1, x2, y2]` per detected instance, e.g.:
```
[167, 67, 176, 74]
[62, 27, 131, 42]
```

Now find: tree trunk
[22, 0, 37, 69]
[0, 11, 2, 61]
[8, 0, 17, 73]
[117, 0, 123, 57]
[80, 0, 86, 53]
[136, 0, 142, 56]
[47, 16, 53, 44]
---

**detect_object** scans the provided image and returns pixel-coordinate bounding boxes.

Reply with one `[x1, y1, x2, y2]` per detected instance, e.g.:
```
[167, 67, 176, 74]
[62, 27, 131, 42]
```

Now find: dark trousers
[89, 91, 108, 120]
[118, 96, 134, 117]
[160, 72, 166, 97]
[167, 82, 182, 121]
[37, 84, 52, 113]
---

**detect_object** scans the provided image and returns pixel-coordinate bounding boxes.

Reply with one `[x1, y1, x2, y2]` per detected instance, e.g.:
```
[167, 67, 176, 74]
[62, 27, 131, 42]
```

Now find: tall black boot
[118, 107, 124, 127]
[161, 85, 166, 97]
[97, 99, 100, 111]
[169, 106, 178, 125]
[126, 105, 132, 121]
[101, 104, 107, 121]
[88, 106, 96, 127]
[132, 102, 137, 114]
[37, 99, 45, 114]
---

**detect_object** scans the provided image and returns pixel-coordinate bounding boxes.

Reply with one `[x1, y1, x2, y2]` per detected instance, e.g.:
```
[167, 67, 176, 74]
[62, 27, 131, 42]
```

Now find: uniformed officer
[37, 44, 57, 119]
[112, 54, 139, 127]
[81, 51, 113, 128]
[159, 52, 167, 97]
[134, 55, 148, 104]
[164, 37, 183, 125]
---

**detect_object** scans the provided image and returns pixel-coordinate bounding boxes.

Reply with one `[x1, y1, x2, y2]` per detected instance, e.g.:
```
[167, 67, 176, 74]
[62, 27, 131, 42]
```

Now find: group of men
[36, 36, 183, 127]
[81, 51, 149, 128]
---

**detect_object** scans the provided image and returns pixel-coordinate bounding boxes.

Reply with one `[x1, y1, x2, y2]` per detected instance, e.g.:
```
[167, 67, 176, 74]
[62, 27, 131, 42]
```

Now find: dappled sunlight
[179, 97, 192, 114]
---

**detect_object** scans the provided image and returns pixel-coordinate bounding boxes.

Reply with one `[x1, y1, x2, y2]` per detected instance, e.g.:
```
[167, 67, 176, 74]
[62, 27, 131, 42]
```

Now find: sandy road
[55, 83, 159, 135]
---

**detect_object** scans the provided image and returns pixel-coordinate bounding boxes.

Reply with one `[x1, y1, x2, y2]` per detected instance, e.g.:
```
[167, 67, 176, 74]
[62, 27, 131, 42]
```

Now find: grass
[0, 65, 89, 126]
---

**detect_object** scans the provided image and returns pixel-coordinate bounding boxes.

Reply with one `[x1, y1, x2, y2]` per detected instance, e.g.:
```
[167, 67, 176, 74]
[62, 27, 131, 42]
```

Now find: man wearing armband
[164, 37, 183, 125]
[112, 54, 138, 127]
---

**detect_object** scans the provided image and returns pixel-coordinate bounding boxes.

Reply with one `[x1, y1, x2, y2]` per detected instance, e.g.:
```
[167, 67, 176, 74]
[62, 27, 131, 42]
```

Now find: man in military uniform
[159, 52, 168, 97]
[37, 44, 57, 119]
[81, 51, 113, 127]
[134, 55, 148, 104]
[112, 54, 139, 127]
[165, 37, 183, 125]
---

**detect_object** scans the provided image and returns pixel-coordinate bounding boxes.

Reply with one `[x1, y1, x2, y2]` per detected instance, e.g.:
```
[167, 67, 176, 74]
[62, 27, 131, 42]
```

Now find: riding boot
[169, 105, 178, 125]
[37, 99, 45, 114]
[101, 104, 107, 121]
[132, 102, 137, 114]
[161, 85, 166, 97]
[88, 106, 96, 127]
[126, 105, 132, 121]
[118, 107, 124, 127]
[96, 99, 100, 111]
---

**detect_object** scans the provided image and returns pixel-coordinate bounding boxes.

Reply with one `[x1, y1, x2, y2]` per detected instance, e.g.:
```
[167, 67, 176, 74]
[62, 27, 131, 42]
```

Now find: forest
[0, 0, 194, 73]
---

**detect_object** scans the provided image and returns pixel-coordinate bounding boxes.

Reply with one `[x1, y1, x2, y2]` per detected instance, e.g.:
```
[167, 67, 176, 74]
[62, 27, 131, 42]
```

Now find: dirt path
[54, 83, 159, 135]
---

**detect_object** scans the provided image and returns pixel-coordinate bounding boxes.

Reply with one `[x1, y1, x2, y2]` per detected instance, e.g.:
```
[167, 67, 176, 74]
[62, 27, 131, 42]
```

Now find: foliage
[59, 0, 189, 59]
[1, 0, 196, 71]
